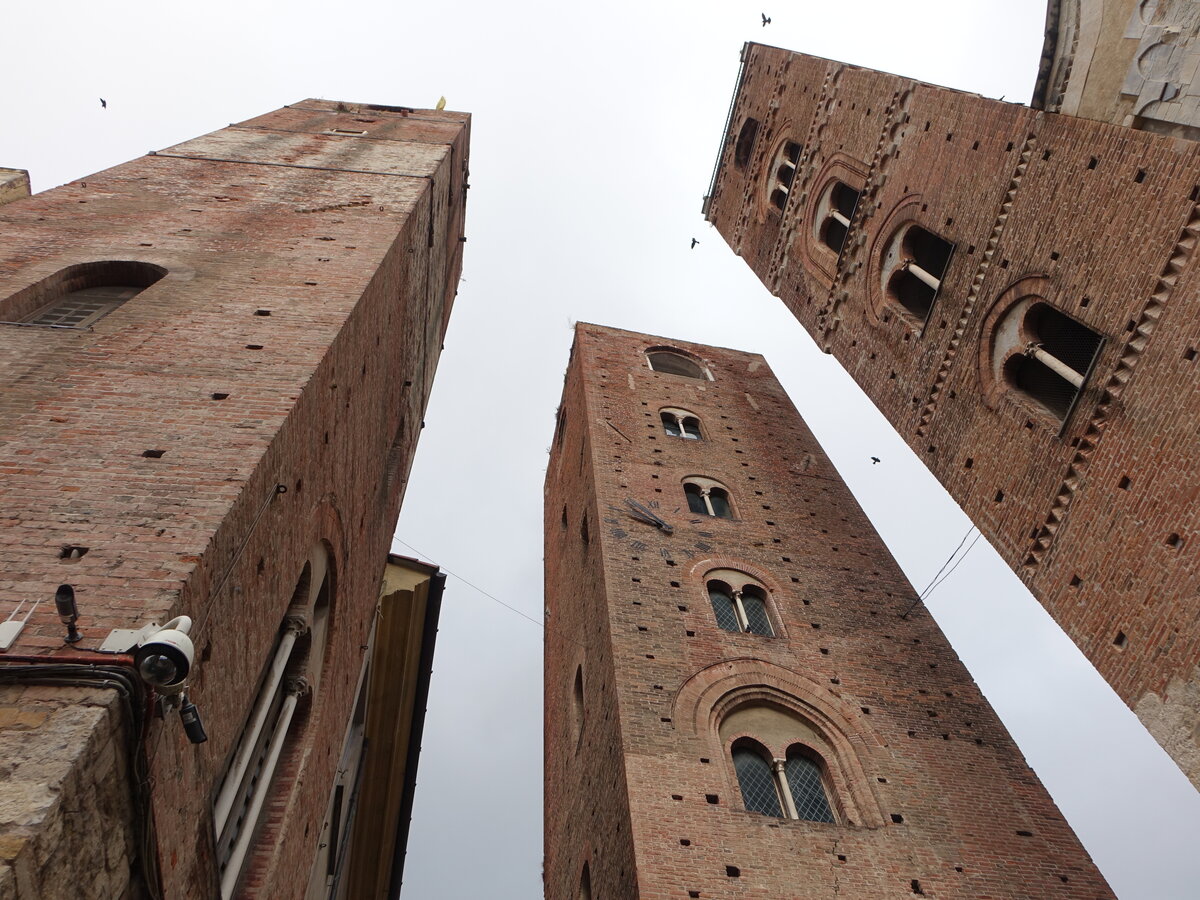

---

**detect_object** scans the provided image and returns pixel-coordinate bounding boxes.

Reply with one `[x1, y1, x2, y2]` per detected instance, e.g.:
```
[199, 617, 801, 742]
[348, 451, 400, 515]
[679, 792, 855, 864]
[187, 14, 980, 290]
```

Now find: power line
[391, 537, 593, 650]
[390, 537, 546, 630]
[922, 531, 984, 601]
[901, 525, 979, 618]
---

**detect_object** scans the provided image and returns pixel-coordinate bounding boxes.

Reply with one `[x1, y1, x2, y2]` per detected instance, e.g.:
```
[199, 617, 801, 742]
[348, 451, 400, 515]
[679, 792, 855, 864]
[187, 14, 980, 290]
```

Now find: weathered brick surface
[544, 323, 1111, 899]
[0, 101, 468, 897]
[706, 42, 1200, 789]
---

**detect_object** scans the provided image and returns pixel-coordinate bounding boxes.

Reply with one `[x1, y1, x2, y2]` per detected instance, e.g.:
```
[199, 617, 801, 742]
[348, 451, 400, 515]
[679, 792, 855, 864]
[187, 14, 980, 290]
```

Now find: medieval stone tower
[544, 323, 1110, 899]
[0, 102, 467, 898]
[704, 41, 1200, 789]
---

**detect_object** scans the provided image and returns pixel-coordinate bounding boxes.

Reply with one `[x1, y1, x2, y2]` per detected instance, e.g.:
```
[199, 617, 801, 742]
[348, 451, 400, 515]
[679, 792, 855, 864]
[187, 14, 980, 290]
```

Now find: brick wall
[543, 323, 1111, 898]
[0, 101, 468, 898]
[706, 43, 1200, 789]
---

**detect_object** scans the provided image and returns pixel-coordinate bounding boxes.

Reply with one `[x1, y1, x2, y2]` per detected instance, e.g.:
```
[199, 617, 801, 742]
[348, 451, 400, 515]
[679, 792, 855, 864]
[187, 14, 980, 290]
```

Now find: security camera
[134, 616, 194, 694]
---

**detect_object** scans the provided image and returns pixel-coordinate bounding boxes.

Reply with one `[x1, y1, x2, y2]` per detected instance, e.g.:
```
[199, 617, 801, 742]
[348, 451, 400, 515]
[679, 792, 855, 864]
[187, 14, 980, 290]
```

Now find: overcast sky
[4, 2, 1200, 898]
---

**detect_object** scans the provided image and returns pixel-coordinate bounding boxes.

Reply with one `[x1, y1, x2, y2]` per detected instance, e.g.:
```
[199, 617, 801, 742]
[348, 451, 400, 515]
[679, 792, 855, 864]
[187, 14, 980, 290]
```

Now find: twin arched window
[215, 543, 334, 898]
[707, 576, 772, 636]
[732, 741, 835, 822]
[684, 477, 733, 518]
[880, 224, 954, 325]
[660, 407, 702, 440]
[992, 300, 1104, 422]
[817, 181, 861, 254]
[769, 140, 803, 212]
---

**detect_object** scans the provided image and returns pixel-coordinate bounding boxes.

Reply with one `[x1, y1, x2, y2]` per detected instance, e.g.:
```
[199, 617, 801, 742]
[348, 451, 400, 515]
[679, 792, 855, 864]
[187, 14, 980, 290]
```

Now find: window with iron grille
[706, 577, 773, 636]
[732, 739, 835, 823]
[2, 261, 166, 328]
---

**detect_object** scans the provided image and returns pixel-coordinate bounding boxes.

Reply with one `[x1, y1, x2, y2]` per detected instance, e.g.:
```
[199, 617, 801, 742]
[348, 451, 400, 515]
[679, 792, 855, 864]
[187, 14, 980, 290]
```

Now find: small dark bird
[870, 456, 881, 464]
[762, 13, 771, 26]
[690, 238, 699, 249]
[99, 98, 107, 109]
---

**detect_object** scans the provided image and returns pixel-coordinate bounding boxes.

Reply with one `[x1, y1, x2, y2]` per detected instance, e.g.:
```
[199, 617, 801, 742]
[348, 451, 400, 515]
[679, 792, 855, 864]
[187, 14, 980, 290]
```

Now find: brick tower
[704, 42, 1200, 788]
[543, 323, 1110, 899]
[0, 102, 467, 897]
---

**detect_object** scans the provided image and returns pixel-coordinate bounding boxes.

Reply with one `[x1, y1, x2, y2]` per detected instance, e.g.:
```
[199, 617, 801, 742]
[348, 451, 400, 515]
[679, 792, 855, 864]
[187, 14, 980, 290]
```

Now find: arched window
[2, 260, 166, 328]
[769, 140, 803, 211]
[817, 181, 861, 254]
[881, 224, 954, 324]
[988, 297, 1104, 423]
[722, 705, 839, 823]
[215, 543, 335, 899]
[784, 746, 835, 823]
[734, 117, 760, 169]
[683, 477, 734, 519]
[732, 741, 782, 816]
[707, 577, 773, 636]
[660, 407, 702, 440]
[646, 349, 709, 379]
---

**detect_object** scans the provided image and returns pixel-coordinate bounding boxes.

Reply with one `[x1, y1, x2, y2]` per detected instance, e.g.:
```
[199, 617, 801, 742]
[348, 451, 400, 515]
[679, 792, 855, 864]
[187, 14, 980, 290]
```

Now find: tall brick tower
[0, 101, 467, 898]
[544, 323, 1110, 899]
[704, 42, 1200, 788]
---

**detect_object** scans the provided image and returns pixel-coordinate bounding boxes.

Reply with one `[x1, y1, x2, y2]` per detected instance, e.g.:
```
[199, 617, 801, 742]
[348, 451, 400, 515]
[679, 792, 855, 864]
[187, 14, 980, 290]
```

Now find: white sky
[4, 2, 1199, 898]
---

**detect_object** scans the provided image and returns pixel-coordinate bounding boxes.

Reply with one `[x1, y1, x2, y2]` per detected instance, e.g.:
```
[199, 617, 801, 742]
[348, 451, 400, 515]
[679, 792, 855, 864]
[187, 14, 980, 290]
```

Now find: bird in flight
[762, 13, 771, 26]
[870, 456, 881, 464]
[99, 98, 107, 109]
[690, 238, 699, 249]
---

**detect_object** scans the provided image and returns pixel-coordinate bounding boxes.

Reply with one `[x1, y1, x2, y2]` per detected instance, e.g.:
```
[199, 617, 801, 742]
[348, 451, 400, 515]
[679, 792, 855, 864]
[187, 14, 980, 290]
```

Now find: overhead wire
[901, 525, 980, 618]
[390, 536, 592, 649]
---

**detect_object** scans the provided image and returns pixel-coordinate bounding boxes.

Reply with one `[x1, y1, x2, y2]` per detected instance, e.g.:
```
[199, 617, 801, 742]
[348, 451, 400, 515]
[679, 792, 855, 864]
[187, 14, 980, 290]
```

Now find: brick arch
[672, 657, 887, 827]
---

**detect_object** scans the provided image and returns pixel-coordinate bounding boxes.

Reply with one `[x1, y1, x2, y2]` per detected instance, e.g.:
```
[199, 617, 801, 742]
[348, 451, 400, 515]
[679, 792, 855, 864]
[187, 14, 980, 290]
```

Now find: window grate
[734, 748, 782, 816]
[785, 752, 835, 823]
[26, 285, 141, 328]
[709, 587, 740, 633]
[740, 591, 773, 636]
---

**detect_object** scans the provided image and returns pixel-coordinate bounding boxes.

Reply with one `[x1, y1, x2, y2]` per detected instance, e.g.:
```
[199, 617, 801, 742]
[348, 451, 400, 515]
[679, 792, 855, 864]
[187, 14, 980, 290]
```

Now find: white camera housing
[134, 616, 195, 693]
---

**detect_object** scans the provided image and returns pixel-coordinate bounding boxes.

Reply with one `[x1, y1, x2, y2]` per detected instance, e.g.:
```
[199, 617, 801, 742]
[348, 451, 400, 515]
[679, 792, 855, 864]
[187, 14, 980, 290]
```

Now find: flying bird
[762, 13, 771, 26]
[690, 238, 699, 249]
[870, 456, 881, 464]
[99, 98, 107, 109]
